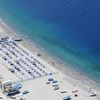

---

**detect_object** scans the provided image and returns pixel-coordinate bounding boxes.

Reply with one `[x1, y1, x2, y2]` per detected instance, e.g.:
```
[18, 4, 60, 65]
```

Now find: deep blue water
[0, 0, 100, 82]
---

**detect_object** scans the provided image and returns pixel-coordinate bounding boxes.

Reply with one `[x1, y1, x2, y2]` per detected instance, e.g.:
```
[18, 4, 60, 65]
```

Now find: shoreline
[21, 37, 100, 91]
[0, 18, 100, 97]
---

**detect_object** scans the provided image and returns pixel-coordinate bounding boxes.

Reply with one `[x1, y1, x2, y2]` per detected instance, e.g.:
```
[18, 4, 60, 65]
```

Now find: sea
[0, 0, 100, 83]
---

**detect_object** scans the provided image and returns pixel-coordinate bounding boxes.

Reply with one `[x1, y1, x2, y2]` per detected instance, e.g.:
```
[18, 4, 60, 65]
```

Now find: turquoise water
[0, 0, 100, 83]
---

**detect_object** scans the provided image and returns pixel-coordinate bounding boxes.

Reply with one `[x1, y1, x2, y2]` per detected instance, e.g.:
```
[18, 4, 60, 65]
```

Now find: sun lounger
[60, 91, 67, 93]
[54, 86, 59, 90]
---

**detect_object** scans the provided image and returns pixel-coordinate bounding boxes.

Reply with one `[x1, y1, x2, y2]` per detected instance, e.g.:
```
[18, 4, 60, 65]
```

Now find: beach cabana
[63, 96, 71, 100]
[52, 80, 58, 87]
[90, 92, 96, 97]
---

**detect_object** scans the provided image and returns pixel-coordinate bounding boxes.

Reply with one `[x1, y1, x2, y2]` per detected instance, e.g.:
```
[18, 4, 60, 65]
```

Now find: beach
[0, 19, 100, 100]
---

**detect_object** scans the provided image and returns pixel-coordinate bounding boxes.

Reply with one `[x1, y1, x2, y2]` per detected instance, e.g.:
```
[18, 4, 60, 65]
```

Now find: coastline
[0, 18, 100, 99]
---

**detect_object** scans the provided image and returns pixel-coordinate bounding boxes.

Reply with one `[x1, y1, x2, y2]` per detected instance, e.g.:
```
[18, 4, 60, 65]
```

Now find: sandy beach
[0, 19, 100, 100]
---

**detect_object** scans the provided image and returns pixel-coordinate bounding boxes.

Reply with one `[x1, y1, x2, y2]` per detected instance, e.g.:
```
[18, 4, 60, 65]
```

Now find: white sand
[0, 19, 100, 100]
